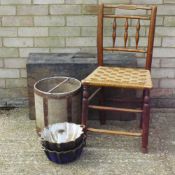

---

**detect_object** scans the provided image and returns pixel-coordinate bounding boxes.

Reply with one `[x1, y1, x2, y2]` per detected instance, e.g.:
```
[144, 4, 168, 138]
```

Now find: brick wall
[0, 0, 175, 106]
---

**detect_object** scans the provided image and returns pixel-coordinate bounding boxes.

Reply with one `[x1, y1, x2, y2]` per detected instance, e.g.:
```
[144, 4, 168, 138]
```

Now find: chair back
[97, 4, 157, 70]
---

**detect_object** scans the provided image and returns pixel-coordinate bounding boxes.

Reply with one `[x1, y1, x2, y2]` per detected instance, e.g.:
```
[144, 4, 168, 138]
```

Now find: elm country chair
[81, 4, 157, 153]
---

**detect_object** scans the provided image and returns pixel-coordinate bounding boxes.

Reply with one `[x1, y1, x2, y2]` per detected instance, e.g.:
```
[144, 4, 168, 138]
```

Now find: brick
[151, 88, 175, 97]
[18, 27, 48, 37]
[82, 5, 114, 15]
[131, 0, 163, 4]
[152, 79, 159, 88]
[66, 37, 96, 47]
[17, 5, 48, 15]
[164, 0, 175, 3]
[0, 27, 17, 37]
[65, 0, 97, 4]
[34, 37, 65, 47]
[161, 58, 175, 68]
[99, 0, 129, 3]
[0, 79, 5, 88]
[0, 88, 27, 98]
[6, 79, 27, 88]
[34, 16, 65, 26]
[33, 0, 64, 4]
[80, 47, 97, 53]
[4, 38, 33, 47]
[81, 27, 97, 36]
[153, 48, 175, 58]
[67, 16, 97, 26]
[2, 16, 33, 27]
[164, 17, 175, 26]
[1, 0, 31, 4]
[0, 69, 19, 78]
[130, 37, 161, 47]
[137, 58, 160, 68]
[4, 58, 26, 68]
[151, 68, 174, 78]
[0, 48, 18, 58]
[0, 6, 16, 15]
[50, 48, 81, 53]
[0, 38, 2, 47]
[162, 37, 175, 47]
[0, 58, 3, 67]
[50, 5, 81, 15]
[115, 9, 146, 16]
[49, 27, 80, 37]
[20, 69, 27, 78]
[158, 5, 175, 15]
[155, 27, 175, 36]
[19, 48, 49, 57]
[160, 79, 175, 88]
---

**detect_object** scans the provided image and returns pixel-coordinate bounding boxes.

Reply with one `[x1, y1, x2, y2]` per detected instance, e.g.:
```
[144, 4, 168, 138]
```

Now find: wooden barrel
[34, 76, 81, 133]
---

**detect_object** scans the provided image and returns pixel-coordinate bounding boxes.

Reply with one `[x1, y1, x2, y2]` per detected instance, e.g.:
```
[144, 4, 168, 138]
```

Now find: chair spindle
[124, 18, 129, 48]
[136, 19, 141, 49]
[112, 18, 117, 47]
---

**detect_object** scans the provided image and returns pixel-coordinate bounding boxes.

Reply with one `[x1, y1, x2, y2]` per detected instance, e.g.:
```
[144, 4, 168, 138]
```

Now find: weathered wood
[104, 47, 146, 53]
[104, 15, 150, 20]
[88, 105, 143, 113]
[87, 128, 142, 137]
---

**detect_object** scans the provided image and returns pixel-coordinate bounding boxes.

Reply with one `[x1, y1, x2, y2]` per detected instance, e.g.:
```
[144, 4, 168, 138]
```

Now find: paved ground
[0, 108, 175, 175]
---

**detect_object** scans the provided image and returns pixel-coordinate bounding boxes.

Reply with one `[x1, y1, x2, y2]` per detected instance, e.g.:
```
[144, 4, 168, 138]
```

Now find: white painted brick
[0, 48, 18, 58]
[137, 58, 160, 68]
[0, 6, 16, 15]
[2, 16, 33, 27]
[50, 48, 81, 53]
[164, 17, 175, 27]
[131, 0, 163, 4]
[153, 48, 175, 58]
[4, 38, 33, 47]
[158, 5, 175, 15]
[0, 38, 2, 47]
[1, 0, 31, 4]
[49, 27, 80, 36]
[164, 0, 175, 3]
[66, 37, 96, 47]
[17, 5, 48, 15]
[151, 68, 174, 78]
[80, 47, 97, 53]
[34, 16, 65, 26]
[0, 79, 5, 88]
[65, 0, 97, 4]
[6, 79, 27, 88]
[19, 48, 49, 57]
[161, 58, 175, 68]
[160, 79, 175, 88]
[81, 27, 97, 36]
[152, 79, 159, 88]
[67, 16, 97, 26]
[4, 58, 26, 68]
[99, 0, 129, 3]
[50, 5, 81, 15]
[34, 0, 64, 4]
[155, 27, 175, 36]
[34, 37, 65, 47]
[0, 27, 17, 37]
[162, 37, 175, 47]
[18, 27, 48, 37]
[0, 69, 19, 78]
[20, 69, 27, 78]
[0, 58, 3, 67]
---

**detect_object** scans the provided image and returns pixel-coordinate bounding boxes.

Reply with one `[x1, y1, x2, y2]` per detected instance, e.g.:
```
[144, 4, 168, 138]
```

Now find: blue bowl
[44, 140, 85, 164]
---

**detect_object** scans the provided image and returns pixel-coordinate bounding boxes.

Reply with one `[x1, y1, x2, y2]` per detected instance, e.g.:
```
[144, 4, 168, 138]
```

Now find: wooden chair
[81, 4, 157, 153]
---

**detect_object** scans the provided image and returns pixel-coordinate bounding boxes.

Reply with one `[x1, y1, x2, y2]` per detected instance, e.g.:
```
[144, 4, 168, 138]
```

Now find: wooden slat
[88, 105, 143, 113]
[87, 128, 142, 137]
[104, 15, 150, 20]
[136, 19, 141, 49]
[104, 4, 152, 10]
[124, 18, 129, 48]
[88, 88, 102, 102]
[103, 47, 146, 53]
[112, 18, 117, 48]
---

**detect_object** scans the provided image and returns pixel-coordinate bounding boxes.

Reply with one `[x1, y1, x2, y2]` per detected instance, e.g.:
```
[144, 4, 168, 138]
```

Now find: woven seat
[82, 66, 152, 89]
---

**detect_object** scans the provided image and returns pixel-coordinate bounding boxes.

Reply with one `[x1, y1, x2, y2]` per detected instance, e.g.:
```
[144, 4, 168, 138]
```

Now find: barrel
[34, 76, 81, 133]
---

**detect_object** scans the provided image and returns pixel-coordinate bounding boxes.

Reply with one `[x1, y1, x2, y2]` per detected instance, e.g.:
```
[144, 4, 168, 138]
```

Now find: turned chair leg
[99, 88, 106, 125]
[140, 89, 146, 129]
[142, 90, 150, 153]
[81, 85, 89, 131]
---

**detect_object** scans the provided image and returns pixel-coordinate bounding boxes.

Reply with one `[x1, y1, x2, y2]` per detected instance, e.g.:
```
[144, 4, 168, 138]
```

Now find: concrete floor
[0, 108, 175, 175]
